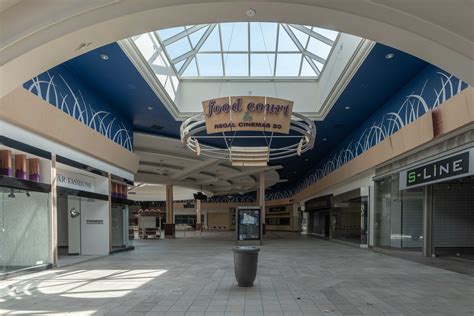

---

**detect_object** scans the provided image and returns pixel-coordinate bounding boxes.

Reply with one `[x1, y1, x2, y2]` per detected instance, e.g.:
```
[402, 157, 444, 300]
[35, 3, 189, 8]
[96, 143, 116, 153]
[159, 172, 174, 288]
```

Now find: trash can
[232, 246, 260, 287]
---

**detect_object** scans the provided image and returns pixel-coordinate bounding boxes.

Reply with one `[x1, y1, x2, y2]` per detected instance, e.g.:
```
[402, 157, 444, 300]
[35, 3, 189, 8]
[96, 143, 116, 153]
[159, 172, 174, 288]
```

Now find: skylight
[135, 22, 338, 80]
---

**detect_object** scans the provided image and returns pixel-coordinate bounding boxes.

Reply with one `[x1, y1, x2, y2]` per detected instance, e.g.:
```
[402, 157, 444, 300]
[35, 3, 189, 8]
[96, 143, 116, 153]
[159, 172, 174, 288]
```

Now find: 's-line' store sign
[399, 148, 473, 190]
[57, 170, 96, 192]
[202, 96, 294, 134]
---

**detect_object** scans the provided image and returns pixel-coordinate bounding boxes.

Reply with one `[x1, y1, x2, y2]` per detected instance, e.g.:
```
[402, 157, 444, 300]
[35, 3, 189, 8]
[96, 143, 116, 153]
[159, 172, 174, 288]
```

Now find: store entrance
[57, 194, 81, 257]
[432, 177, 474, 260]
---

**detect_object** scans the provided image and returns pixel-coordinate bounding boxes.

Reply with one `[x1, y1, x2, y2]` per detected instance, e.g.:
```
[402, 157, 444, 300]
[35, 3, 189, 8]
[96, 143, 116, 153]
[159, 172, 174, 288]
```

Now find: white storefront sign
[57, 170, 96, 192]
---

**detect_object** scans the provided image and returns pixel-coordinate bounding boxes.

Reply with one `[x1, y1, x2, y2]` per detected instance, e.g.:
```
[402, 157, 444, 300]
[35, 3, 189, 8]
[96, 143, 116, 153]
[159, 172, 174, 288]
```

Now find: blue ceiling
[64, 41, 427, 191]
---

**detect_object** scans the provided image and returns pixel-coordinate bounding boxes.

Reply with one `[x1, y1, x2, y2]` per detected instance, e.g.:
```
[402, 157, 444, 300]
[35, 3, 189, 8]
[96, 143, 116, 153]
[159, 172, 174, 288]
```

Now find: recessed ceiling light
[100, 54, 109, 60]
[323, 138, 327, 141]
[147, 106, 153, 110]
[385, 53, 395, 60]
[246, 9, 256, 17]
[294, 171, 297, 174]
[305, 158, 309, 162]
[345, 106, 350, 110]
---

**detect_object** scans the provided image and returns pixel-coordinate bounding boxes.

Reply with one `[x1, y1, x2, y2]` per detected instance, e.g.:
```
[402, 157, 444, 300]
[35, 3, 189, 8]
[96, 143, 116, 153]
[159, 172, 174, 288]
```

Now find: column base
[262, 223, 266, 236]
[196, 223, 203, 231]
[164, 224, 175, 238]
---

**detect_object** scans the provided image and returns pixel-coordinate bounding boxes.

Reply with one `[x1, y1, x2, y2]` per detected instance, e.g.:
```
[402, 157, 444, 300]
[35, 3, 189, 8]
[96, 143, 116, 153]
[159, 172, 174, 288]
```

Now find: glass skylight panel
[300, 58, 317, 76]
[276, 54, 302, 76]
[199, 27, 221, 52]
[166, 38, 192, 60]
[189, 27, 208, 48]
[307, 38, 332, 60]
[223, 54, 248, 76]
[134, 34, 156, 61]
[314, 60, 325, 72]
[152, 22, 339, 79]
[290, 27, 310, 48]
[174, 60, 185, 72]
[313, 27, 338, 41]
[277, 25, 299, 52]
[250, 23, 277, 51]
[251, 54, 275, 76]
[197, 54, 223, 76]
[158, 26, 185, 41]
[221, 23, 248, 51]
[182, 58, 198, 76]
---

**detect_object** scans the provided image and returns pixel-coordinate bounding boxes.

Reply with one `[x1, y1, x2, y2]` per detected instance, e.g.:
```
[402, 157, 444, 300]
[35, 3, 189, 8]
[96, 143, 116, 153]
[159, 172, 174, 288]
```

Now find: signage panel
[236, 207, 261, 241]
[57, 169, 96, 193]
[202, 96, 293, 134]
[399, 148, 473, 190]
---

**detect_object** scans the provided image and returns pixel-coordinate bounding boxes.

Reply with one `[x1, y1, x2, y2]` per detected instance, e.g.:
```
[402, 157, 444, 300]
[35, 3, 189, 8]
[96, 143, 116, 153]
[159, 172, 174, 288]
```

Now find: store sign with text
[57, 170, 96, 193]
[202, 96, 293, 134]
[399, 148, 473, 190]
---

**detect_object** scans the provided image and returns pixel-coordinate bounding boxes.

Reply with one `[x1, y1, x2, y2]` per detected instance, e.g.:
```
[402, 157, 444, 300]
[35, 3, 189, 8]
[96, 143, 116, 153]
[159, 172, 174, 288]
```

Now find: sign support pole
[259, 172, 265, 244]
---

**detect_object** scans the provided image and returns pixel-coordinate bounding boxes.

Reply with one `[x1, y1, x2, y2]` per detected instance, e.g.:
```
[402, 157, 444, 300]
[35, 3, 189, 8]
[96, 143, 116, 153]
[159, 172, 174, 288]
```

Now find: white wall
[67, 196, 81, 254]
[80, 198, 110, 255]
[175, 81, 319, 113]
[318, 34, 365, 106]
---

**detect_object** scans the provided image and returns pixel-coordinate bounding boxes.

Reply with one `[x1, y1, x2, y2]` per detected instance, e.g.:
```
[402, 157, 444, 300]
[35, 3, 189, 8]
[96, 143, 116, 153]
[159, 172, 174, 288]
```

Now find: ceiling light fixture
[147, 106, 153, 110]
[345, 106, 350, 110]
[323, 138, 327, 141]
[246, 9, 256, 17]
[385, 53, 395, 59]
[99, 54, 109, 60]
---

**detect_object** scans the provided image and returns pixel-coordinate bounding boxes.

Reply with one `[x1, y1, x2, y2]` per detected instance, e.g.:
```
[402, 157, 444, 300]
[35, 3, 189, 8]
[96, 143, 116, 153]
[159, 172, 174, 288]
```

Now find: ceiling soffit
[133, 132, 281, 195]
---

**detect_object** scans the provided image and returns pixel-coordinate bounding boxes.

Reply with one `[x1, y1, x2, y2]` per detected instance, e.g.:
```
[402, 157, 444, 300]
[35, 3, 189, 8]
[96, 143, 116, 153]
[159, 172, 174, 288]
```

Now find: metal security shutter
[433, 180, 474, 248]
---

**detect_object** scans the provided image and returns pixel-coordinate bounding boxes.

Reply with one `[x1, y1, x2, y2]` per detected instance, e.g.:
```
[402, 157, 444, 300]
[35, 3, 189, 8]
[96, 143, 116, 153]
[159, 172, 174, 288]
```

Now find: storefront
[265, 204, 299, 232]
[0, 139, 53, 277]
[56, 162, 110, 258]
[331, 188, 368, 245]
[111, 180, 134, 252]
[374, 143, 474, 257]
[304, 195, 332, 238]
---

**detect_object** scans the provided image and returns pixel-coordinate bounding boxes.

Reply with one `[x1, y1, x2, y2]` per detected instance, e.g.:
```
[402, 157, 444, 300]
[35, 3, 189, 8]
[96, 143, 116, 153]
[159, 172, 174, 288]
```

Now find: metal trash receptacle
[232, 246, 260, 287]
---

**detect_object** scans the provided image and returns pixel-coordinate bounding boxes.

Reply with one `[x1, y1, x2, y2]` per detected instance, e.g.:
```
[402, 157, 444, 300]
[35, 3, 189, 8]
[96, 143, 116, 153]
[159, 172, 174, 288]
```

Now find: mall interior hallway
[1, 233, 473, 316]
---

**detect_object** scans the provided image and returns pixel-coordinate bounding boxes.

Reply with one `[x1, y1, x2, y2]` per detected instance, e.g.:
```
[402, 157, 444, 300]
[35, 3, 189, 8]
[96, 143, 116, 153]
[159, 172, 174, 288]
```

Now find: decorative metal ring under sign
[180, 96, 316, 166]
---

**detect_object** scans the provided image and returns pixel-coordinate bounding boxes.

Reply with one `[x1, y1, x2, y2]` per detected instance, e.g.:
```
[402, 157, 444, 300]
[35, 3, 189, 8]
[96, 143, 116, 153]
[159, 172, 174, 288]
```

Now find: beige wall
[207, 213, 230, 230]
[0, 87, 139, 174]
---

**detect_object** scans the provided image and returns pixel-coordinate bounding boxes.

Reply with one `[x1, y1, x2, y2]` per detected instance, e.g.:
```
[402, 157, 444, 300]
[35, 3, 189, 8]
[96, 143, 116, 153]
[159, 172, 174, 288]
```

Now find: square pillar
[164, 184, 175, 238]
[195, 199, 203, 231]
[423, 185, 433, 257]
[259, 172, 266, 235]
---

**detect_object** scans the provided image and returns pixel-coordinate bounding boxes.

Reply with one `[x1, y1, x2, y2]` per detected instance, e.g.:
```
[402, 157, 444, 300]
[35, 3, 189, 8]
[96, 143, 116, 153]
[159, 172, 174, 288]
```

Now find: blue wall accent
[289, 65, 469, 195]
[23, 64, 133, 151]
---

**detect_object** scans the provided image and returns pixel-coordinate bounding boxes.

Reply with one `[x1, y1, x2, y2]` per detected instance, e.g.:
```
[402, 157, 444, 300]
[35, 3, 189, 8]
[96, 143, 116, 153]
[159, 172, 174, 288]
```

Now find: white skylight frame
[144, 22, 339, 81]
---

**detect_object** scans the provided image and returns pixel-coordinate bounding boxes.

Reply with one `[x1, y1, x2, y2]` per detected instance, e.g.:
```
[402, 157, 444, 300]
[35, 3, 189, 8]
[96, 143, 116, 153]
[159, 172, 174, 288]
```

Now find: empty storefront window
[1, 187, 51, 274]
[375, 176, 424, 250]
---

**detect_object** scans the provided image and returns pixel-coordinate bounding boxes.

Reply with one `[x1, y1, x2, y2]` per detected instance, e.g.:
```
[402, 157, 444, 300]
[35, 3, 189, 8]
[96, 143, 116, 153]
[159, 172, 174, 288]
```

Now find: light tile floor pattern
[1, 232, 474, 316]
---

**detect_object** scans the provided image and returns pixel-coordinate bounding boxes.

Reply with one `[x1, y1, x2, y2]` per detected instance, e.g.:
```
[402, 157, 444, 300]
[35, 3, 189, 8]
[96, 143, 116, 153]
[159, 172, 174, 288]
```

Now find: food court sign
[202, 96, 293, 134]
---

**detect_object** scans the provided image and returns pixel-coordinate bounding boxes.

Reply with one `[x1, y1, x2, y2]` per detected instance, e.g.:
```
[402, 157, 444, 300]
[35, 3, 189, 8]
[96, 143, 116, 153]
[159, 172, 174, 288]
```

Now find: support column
[108, 174, 112, 253]
[259, 172, 265, 236]
[51, 154, 58, 266]
[164, 184, 175, 238]
[195, 199, 202, 231]
[423, 185, 433, 257]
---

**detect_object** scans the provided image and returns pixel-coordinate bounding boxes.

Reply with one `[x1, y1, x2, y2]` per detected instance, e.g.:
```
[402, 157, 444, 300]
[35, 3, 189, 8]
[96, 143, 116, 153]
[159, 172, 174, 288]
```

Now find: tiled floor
[1, 232, 473, 315]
